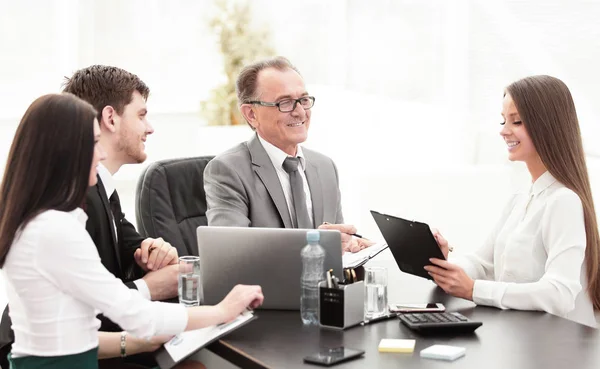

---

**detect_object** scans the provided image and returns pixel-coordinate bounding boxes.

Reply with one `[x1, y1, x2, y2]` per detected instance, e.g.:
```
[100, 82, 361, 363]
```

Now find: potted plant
[201, 0, 275, 126]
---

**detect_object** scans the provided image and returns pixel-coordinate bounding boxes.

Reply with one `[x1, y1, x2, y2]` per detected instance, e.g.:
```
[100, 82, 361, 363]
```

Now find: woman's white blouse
[3, 209, 188, 357]
[453, 171, 596, 327]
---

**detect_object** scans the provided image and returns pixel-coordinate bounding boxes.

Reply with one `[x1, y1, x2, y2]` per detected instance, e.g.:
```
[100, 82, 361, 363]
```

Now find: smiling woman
[426, 75, 600, 328]
[500, 94, 545, 180]
[0, 93, 264, 369]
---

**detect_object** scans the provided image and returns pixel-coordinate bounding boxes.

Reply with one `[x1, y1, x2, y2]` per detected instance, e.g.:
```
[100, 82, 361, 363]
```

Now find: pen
[321, 222, 363, 239]
[326, 269, 333, 288]
[360, 312, 398, 326]
[331, 275, 339, 289]
[343, 268, 356, 284]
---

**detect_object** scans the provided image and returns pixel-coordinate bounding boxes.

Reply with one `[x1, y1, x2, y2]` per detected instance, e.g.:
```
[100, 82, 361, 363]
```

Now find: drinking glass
[178, 256, 202, 306]
[364, 266, 388, 319]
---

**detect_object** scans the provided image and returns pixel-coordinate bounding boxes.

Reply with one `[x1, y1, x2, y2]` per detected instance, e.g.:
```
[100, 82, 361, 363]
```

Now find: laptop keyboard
[398, 312, 482, 333]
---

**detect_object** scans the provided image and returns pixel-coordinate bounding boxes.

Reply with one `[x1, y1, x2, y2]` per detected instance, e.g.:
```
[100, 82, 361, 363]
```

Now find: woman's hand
[424, 258, 474, 301]
[217, 285, 264, 322]
[431, 228, 450, 259]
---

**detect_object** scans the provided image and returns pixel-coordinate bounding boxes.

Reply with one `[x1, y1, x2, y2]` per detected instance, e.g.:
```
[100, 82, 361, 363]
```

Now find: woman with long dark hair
[426, 75, 599, 327]
[0, 93, 263, 368]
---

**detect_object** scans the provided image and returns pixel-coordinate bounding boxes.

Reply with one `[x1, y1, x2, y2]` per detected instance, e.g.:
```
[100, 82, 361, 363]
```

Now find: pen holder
[318, 281, 364, 330]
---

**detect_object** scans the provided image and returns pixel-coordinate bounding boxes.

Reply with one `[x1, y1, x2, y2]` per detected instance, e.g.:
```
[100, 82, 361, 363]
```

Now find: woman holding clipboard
[0, 94, 264, 368]
[425, 75, 599, 328]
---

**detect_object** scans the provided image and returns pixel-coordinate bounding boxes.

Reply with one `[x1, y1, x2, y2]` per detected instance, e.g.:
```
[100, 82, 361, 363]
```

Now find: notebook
[342, 241, 388, 269]
[155, 312, 256, 369]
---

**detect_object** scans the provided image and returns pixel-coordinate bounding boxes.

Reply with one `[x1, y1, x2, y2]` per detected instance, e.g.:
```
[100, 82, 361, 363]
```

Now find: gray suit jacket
[204, 134, 344, 228]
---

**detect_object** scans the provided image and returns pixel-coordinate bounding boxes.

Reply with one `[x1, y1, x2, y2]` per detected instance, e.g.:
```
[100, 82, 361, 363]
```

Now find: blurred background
[1, 0, 600, 253]
[2, 1, 600, 364]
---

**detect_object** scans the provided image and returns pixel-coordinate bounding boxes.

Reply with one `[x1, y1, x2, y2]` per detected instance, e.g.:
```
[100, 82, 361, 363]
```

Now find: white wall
[2, 0, 600, 335]
[1, 0, 600, 248]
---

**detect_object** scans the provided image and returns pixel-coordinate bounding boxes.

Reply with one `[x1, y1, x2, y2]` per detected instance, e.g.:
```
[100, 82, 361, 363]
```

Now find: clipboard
[370, 210, 445, 280]
[155, 312, 257, 369]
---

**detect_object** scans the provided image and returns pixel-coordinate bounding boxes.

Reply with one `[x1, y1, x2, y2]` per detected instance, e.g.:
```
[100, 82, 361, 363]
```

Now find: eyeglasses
[246, 96, 315, 113]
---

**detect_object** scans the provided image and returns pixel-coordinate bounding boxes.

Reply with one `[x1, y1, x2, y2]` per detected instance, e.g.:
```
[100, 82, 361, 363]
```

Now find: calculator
[398, 312, 482, 333]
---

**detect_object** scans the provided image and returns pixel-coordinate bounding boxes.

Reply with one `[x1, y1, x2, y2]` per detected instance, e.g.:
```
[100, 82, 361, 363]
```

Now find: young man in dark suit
[64, 65, 180, 303]
[0, 66, 189, 369]
[66, 66, 188, 368]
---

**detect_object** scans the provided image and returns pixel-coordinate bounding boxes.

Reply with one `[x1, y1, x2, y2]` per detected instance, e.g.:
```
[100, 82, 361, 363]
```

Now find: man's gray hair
[236, 56, 301, 106]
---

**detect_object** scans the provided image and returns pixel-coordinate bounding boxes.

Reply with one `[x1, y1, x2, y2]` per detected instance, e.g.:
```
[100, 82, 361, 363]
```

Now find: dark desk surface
[209, 252, 600, 369]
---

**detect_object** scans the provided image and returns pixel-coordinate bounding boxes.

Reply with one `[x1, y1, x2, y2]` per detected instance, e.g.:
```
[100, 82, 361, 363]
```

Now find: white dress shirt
[3, 209, 188, 357]
[453, 171, 596, 327]
[258, 135, 314, 226]
[96, 163, 150, 300]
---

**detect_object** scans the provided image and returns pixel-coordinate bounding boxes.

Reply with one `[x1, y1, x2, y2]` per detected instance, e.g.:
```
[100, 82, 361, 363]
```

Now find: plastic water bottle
[300, 230, 325, 325]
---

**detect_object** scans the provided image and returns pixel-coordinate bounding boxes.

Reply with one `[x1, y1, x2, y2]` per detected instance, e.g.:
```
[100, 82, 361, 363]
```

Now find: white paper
[420, 345, 466, 361]
[164, 312, 254, 363]
[342, 241, 388, 269]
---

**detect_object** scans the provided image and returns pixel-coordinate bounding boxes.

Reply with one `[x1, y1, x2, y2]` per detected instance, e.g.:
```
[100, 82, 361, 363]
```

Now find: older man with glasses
[203, 56, 372, 253]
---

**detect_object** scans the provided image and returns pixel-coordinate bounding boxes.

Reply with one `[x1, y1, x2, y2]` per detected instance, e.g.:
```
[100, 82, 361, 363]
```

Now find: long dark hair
[507, 75, 600, 310]
[0, 93, 97, 266]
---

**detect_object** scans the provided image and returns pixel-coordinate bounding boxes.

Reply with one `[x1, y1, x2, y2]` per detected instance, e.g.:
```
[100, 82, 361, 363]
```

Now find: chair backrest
[135, 156, 214, 256]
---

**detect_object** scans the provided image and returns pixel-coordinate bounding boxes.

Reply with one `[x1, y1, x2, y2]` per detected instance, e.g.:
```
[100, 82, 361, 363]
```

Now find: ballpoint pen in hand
[321, 222, 363, 239]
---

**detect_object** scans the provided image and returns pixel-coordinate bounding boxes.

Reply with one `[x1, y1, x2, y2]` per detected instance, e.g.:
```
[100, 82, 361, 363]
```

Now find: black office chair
[135, 156, 214, 257]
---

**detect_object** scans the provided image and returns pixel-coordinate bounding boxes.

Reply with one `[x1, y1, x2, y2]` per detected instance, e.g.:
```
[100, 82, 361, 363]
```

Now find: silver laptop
[197, 226, 343, 310]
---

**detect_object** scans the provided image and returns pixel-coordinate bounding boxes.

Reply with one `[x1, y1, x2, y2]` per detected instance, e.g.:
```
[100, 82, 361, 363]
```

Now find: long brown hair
[507, 75, 600, 310]
[0, 93, 97, 266]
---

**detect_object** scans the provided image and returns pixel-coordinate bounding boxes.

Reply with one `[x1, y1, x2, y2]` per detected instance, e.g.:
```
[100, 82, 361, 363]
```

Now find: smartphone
[388, 303, 446, 313]
[303, 347, 365, 366]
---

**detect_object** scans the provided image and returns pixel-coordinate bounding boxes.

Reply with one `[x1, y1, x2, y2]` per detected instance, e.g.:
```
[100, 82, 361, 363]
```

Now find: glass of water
[178, 256, 202, 306]
[364, 266, 388, 319]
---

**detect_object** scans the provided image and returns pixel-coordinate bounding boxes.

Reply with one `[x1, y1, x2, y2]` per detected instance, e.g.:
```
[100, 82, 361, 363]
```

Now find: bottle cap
[306, 230, 320, 243]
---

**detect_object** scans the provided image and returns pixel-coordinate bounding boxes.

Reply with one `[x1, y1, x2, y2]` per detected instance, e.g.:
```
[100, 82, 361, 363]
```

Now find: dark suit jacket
[204, 134, 345, 228]
[0, 177, 148, 367]
[87, 178, 145, 293]
[86, 178, 146, 331]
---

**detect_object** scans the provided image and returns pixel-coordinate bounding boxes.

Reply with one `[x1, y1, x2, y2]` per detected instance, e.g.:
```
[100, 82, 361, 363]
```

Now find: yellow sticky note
[378, 339, 416, 353]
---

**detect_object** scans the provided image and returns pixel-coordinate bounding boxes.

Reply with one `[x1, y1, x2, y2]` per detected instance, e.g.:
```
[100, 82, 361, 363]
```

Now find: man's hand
[356, 237, 376, 250]
[424, 258, 474, 300]
[135, 237, 178, 271]
[318, 223, 355, 253]
[317, 223, 374, 253]
[142, 264, 179, 301]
